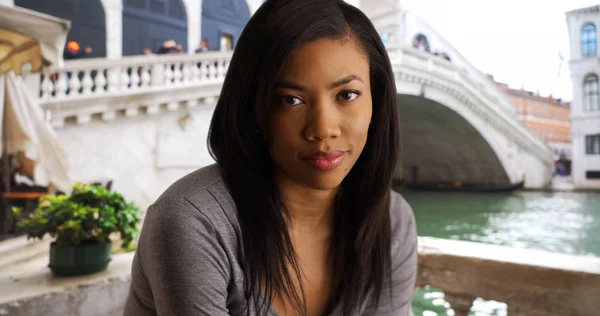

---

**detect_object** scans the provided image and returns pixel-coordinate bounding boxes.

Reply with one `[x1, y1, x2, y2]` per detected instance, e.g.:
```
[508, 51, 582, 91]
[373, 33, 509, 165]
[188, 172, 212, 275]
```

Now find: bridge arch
[398, 95, 511, 186]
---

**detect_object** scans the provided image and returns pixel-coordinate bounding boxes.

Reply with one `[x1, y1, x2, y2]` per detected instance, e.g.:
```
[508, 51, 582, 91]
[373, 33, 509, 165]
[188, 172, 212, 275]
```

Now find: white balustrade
[38, 52, 232, 102]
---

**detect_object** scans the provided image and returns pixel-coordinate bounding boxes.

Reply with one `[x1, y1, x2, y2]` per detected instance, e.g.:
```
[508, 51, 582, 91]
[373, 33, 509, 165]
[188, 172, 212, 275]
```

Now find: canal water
[403, 189, 600, 316]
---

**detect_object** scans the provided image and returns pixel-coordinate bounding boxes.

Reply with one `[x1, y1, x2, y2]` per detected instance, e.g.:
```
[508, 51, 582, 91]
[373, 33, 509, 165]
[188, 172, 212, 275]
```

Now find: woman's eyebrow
[330, 75, 363, 89]
[275, 75, 364, 91]
[275, 80, 308, 91]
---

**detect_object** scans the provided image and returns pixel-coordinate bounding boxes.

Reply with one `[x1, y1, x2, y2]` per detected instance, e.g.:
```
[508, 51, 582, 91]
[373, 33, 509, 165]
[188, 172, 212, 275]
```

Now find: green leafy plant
[11, 183, 141, 249]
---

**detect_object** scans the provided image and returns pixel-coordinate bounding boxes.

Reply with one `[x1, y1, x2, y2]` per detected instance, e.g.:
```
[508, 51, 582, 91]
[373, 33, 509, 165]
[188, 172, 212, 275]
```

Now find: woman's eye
[281, 96, 303, 106]
[338, 91, 360, 102]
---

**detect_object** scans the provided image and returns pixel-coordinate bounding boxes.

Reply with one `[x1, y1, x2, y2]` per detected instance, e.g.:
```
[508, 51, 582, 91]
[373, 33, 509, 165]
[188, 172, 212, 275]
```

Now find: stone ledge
[4, 237, 597, 315]
[0, 252, 133, 316]
[418, 237, 600, 316]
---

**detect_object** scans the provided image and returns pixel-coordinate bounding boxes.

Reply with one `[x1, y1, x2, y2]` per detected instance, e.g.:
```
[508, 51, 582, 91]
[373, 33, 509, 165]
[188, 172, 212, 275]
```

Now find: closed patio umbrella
[1, 71, 71, 192]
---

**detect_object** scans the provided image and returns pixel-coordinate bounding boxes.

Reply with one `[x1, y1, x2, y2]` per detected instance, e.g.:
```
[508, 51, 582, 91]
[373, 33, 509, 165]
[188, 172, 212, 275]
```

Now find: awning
[0, 4, 71, 74]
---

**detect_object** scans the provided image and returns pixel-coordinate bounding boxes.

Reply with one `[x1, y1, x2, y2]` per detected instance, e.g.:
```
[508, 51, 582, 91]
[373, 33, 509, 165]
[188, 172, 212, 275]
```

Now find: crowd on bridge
[142, 39, 211, 56]
[143, 39, 212, 56]
[62, 38, 213, 60]
[412, 33, 452, 62]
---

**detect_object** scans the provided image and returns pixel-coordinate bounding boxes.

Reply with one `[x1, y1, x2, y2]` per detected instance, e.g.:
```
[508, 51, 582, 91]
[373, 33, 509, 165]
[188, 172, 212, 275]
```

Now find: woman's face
[268, 37, 372, 191]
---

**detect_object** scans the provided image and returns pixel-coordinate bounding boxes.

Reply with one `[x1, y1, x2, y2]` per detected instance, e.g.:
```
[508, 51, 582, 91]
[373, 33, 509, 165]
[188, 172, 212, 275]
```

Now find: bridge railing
[418, 237, 600, 316]
[36, 52, 232, 127]
[386, 45, 514, 114]
[39, 52, 232, 103]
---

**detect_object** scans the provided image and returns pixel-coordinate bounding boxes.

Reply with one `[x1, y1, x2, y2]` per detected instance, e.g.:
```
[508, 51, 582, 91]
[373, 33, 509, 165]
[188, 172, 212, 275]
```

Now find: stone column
[101, 0, 122, 59]
[184, 0, 201, 54]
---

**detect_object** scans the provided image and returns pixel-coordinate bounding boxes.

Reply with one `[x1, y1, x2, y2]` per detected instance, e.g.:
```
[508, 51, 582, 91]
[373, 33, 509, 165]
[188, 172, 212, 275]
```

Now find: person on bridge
[195, 39, 210, 53]
[64, 41, 92, 60]
[123, 1, 417, 316]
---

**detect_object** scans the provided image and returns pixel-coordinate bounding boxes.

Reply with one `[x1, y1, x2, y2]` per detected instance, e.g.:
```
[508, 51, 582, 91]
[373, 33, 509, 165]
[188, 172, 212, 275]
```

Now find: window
[586, 135, 600, 155]
[586, 171, 600, 179]
[583, 74, 599, 111]
[220, 34, 234, 52]
[582, 23, 597, 57]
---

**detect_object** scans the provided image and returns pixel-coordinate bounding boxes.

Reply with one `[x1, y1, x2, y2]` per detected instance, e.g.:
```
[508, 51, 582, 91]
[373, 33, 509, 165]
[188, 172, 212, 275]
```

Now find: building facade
[566, 5, 600, 189]
[1, 0, 258, 58]
[496, 82, 571, 174]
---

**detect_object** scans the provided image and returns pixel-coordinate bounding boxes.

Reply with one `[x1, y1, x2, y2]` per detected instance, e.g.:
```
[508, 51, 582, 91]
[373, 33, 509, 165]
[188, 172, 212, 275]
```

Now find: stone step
[0, 236, 126, 279]
[0, 252, 134, 316]
[0, 235, 52, 273]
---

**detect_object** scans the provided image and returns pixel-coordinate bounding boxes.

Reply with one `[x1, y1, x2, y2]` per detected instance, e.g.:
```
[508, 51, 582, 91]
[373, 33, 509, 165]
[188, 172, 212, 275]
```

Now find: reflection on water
[402, 190, 600, 316]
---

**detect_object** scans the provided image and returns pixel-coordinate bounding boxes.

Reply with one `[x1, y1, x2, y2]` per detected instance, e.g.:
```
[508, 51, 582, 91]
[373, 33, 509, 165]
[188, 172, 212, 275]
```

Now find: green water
[403, 190, 600, 316]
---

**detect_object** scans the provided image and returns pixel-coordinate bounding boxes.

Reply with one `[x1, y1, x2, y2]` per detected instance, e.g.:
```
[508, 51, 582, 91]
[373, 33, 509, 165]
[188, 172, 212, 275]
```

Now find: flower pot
[49, 241, 112, 276]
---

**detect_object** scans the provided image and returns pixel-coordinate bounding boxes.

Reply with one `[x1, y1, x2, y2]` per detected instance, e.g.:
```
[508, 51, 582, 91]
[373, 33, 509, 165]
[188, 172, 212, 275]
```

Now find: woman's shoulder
[146, 163, 239, 237]
[158, 163, 225, 200]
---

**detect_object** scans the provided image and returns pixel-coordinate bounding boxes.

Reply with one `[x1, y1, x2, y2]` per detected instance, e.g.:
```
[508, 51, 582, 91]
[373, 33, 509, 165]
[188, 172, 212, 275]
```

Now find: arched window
[122, 0, 188, 56]
[583, 74, 599, 111]
[202, 0, 251, 52]
[581, 23, 597, 57]
[15, 0, 106, 58]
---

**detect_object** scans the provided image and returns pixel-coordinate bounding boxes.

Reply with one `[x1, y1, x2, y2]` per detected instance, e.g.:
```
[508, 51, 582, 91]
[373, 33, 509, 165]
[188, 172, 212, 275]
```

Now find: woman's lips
[302, 151, 346, 171]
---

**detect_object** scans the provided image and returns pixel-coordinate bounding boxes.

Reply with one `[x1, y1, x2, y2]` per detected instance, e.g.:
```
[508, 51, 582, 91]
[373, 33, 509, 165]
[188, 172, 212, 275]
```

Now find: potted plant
[11, 183, 141, 276]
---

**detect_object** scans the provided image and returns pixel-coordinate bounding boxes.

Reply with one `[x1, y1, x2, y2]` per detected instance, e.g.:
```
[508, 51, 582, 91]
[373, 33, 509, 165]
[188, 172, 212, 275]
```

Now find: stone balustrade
[37, 52, 232, 128]
[417, 237, 600, 316]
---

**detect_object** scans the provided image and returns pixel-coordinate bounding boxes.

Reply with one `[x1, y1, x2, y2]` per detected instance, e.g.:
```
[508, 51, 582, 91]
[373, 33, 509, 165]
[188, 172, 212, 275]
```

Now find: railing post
[397, 48, 403, 65]
[444, 292, 475, 316]
[106, 67, 120, 93]
[151, 61, 165, 87]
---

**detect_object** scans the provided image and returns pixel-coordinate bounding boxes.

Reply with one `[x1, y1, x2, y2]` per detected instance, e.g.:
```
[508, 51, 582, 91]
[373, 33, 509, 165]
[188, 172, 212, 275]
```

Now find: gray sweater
[123, 164, 417, 315]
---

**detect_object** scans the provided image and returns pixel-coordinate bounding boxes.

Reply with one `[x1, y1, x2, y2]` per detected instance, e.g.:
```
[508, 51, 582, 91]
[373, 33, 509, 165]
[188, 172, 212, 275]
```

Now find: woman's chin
[296, 171, 348, 191]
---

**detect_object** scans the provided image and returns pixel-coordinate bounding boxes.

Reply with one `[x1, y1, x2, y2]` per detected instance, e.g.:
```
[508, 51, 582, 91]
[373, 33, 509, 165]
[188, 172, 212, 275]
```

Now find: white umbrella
[0, 4, 72, 193]
[1, 71, 71, 192]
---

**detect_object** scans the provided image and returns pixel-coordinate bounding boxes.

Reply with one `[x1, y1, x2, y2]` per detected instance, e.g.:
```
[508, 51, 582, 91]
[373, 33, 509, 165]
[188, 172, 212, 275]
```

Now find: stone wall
[56, 103, 217, 209]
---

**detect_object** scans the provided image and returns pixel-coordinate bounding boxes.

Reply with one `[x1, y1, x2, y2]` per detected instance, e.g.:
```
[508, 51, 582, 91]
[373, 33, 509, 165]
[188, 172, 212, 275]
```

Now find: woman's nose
[304, 100, 342, 141]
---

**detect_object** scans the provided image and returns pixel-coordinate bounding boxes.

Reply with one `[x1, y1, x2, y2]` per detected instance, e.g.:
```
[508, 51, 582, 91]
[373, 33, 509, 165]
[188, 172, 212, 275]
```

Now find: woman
[123, 0, 417, 315]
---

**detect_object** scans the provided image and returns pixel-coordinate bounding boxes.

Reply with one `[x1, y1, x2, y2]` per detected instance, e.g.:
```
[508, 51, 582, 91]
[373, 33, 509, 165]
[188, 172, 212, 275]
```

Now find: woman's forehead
[277, 37, 369, 82]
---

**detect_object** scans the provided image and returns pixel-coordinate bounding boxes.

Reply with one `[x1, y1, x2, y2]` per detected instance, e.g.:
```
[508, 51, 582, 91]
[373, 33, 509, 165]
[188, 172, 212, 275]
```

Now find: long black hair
[208, 0, 400, 315]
